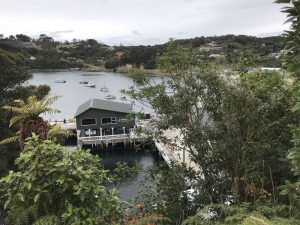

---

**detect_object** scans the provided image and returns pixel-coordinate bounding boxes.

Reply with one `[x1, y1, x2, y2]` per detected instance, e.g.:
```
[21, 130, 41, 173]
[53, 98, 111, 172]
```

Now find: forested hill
[0, 34, 284, 71]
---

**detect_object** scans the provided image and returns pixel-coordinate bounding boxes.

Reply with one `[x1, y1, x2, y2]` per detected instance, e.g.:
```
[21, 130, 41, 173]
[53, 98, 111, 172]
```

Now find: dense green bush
[0, 135, 122, 225]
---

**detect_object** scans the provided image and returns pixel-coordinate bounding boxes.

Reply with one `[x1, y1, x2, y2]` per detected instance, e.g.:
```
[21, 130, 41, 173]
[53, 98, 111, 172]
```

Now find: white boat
[100, 86, 109, 92]
[55, 79, 66, 83]
[104, 94, 116, 99]
[85, 82, 96, 87]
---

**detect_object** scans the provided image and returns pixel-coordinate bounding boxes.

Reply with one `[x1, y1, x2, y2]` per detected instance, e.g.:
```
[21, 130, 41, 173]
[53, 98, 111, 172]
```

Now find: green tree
[105, 57, 121, 70]
[236, 50, 256, 73]
[47, 124, 74, 145]
[0, 135, 122, 225]
[136, 164, 199, 224]
[275, 0, 300, 75]
[125, 41, 295, 208]
[0, 50, 36, 177]
[1, 94, 60, 150]
[275, 1, 300, 215]
[15, 34, 31, 43]
[0, 50, 31, 94]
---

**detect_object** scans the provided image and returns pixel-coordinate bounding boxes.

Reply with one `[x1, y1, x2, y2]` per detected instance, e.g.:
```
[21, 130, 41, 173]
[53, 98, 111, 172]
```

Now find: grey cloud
[259, 31, 284, 37]
[50, 30, 74, 35]
[132, 30, 142, 35]
[0, 0, 288, 45]
[48, 30, 74, 39]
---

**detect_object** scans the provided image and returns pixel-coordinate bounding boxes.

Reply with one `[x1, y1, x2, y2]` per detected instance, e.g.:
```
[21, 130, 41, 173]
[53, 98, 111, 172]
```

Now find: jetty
[154, 129, 200, 171]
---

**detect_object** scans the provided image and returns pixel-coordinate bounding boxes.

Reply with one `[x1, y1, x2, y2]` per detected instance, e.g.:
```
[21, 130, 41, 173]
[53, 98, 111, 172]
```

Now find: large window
[84, 129, 97, 136]
[81, 118, 96, 126]
[101, 117, 116, 124]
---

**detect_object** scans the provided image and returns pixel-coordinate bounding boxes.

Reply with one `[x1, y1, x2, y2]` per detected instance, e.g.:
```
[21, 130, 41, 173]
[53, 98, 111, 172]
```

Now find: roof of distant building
[74, 98, 133, 117]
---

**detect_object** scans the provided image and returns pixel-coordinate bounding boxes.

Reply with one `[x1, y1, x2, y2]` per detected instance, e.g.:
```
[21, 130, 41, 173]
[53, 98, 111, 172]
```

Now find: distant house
[74, 99, 135, 137]
[269, 52, 281, 59]
[209, 53, 222, 58]
[96, 59, 104, 65]
[260, 67, 282, 72]
[208, 41, 217, 47]
[198, 45, 222, 52]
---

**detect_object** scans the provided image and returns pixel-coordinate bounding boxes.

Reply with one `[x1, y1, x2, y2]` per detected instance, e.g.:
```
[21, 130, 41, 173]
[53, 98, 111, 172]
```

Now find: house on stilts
[74, 98, 143, 147]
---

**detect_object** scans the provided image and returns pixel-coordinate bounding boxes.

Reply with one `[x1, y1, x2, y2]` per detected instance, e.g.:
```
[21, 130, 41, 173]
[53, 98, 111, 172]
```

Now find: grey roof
[74, 98, 133, 117]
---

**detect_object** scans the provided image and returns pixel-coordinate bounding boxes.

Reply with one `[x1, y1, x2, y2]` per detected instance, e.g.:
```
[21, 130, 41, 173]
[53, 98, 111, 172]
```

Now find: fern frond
[0, 135, 19, 145]
[3, 106, 27, 114]
[9, 115, 27, 127]
[42, 94, 61, 106]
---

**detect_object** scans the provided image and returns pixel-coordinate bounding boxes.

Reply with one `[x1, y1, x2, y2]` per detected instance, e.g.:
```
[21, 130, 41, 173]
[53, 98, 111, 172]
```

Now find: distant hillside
[0, 34, 284, 71]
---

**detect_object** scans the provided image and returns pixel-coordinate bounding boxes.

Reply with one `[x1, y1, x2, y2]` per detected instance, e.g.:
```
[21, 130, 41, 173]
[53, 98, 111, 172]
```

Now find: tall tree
[1, 95, 60, 150]
[15, 34, 31, 43]
[0, 50, 31, 94]
[0, 50, 33, 176]
[275, 0, 300, 75]
[125, 41, 295, 206]
[275, 0, 300, 213]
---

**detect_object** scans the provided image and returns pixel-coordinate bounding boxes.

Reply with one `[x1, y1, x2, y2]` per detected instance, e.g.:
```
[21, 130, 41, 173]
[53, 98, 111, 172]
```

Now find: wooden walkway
[137, 117, 199, 171]
[154, 129, 200, 171]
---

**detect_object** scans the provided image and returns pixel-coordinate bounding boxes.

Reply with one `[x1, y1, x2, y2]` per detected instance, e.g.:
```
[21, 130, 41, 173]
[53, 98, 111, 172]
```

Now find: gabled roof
[74, 98, 133, 117]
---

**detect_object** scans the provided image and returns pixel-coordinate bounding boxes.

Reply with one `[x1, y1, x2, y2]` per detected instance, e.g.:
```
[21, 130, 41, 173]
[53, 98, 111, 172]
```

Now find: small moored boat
[55, 79, 66, 83]
[104, 94, 116, 100]
[100, 86, 109, 92]
[85, 82, 96, 87]
[79, 81, 88, 84]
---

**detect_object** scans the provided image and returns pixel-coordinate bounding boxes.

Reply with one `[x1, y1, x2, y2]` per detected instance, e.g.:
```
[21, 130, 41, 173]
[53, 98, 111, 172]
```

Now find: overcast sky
[0, 0, 289, 46]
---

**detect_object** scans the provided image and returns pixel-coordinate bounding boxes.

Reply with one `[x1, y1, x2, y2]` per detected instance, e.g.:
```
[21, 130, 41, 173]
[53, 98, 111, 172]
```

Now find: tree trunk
[19, 117, 50, 150]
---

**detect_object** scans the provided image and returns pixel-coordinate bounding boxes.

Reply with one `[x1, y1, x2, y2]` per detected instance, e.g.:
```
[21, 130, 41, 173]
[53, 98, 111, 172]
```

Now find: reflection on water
[94, 146, 160, 200]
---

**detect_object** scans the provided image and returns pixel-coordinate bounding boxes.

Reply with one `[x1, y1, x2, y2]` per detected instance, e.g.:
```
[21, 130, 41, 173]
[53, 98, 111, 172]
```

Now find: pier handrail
[79, 134, 128, 141]
[154, 141, 177, 165]
[78, 133, 147, 142]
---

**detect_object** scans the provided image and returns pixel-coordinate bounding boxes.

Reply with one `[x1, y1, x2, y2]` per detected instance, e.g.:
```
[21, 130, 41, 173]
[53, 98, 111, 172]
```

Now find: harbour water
[28, 71, 161, 200]
[28, 71, 158, 121]
[97, 146, 159, 200]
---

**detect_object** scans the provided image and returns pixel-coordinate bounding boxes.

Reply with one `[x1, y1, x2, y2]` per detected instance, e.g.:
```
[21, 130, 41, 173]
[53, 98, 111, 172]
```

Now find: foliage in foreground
[135, 163, 199, 224]
[183, 203, 300, 225]
[0, 135, 122, 225]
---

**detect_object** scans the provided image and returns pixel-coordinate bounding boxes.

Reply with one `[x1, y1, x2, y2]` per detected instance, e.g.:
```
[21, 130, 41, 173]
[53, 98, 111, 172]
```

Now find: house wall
[75, 108, 135, 136]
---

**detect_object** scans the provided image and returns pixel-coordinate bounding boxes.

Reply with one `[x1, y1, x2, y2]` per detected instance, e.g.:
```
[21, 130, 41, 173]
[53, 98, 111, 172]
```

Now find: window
[81, 118, 96, 126]
[101, 117, 116, 124]
[84, 129, 97, 136]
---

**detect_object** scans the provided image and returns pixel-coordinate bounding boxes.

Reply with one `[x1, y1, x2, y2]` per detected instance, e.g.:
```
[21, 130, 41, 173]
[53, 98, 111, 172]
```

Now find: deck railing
[77, 133, 147, 143]
[154, 141, 176, 165]
[78, 134, 128, 142]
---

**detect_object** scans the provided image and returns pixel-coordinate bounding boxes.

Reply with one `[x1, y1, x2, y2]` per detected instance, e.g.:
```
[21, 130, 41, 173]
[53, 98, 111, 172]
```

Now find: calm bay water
[28, 71, 157, 121]
[97, 146, 159, 200]
[28, 71, 161, 200]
